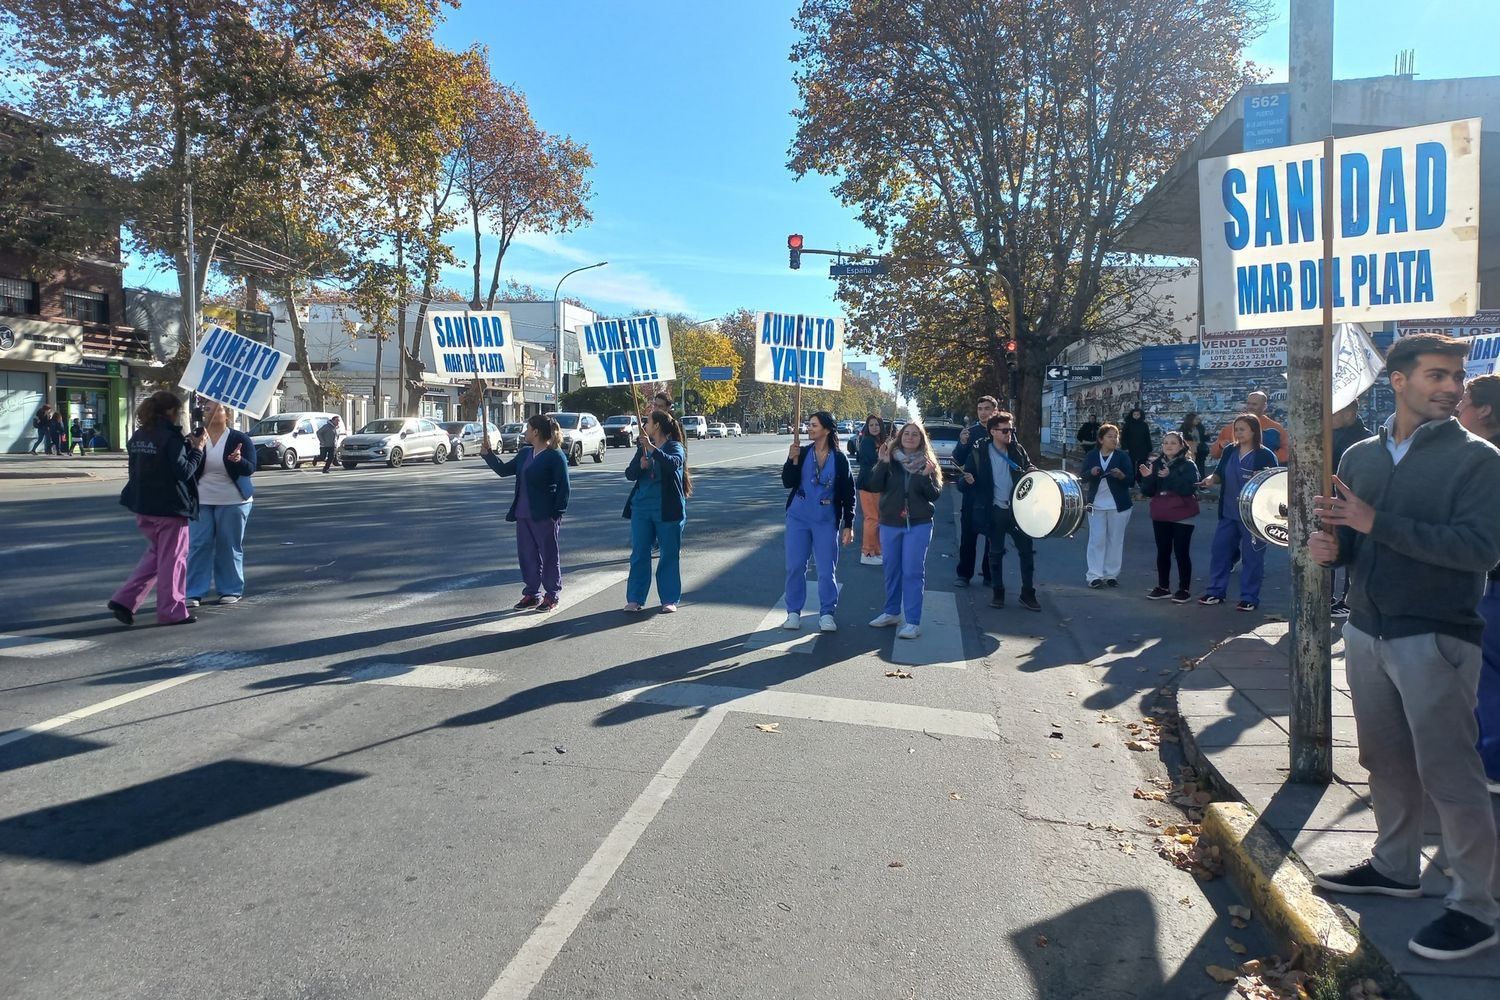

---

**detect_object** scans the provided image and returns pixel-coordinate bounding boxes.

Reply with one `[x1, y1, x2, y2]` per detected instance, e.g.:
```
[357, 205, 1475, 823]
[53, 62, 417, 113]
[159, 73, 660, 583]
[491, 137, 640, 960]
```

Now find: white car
[726, 422, 743, 437]
[552, 412, 606, 465]
[922, 422, 965, 467]
[248, 411, 342, 470]
[339, 417, 451, 468]
[707, 422, 728, 438]
[681, 415, 709, 440]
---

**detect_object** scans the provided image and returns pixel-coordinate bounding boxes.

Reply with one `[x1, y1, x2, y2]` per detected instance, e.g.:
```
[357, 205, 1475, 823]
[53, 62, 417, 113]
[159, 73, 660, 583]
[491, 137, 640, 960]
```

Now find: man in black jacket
[950, 396, 997, 587]
[1310, 333, 1500, 961]
[959, 412, 1040, 612]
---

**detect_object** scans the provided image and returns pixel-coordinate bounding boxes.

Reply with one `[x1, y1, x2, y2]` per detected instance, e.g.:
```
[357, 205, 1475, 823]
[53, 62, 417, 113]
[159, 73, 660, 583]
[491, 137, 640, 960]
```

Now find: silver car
[339, 417, 451, 469]
[499, 422, 526, 453]
[439, 420, 502, 461]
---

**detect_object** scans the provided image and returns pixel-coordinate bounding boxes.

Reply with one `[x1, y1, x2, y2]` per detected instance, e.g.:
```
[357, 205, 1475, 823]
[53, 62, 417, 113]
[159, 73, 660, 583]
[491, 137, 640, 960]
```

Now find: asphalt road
[0, 434, 1289, 1000]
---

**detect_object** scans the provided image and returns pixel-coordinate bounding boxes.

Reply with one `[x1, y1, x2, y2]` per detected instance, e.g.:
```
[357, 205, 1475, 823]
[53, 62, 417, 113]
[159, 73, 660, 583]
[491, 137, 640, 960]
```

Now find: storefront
[55, 359, 128, 451]
[0, 317, 83, 453]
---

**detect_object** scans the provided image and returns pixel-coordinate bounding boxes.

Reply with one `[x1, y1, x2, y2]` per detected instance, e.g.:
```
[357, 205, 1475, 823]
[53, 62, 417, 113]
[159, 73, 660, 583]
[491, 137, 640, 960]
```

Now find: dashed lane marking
[0, 634, 99, 657]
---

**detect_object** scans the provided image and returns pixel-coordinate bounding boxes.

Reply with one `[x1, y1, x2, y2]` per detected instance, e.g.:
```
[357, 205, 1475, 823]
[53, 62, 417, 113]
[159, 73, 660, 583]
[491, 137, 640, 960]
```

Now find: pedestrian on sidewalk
[867, 421, 943, 639]
[1210, 390, 1288, 465]
[316, 415, 340, 473]
[1310, 333, 1500, 962]
[1076, 412, 1100, 451]
[1081, 422, 1132, 588]
[107, 390, 205, 627]
[959, 411, 1041, 612]
[29, 405, 52, 454]
[623, 410, 691, 613]
[1329, 399, 1374, 618]
[1180, 412, 1211, 474]
[483, 413, 570, 612]
[67, 417, 86, 456]
[780, 411, 855, 633]
[950, 396, 996, 588]
[1457, 372, 1500, 795]
[186, 401, 256, 608]
[1198, 415, 1276, 611]
[855, 414, 888, 566]
[1138, 430, 1200, 603]
[1121, 408, 1153, 486]
[47, 410, 65, 456]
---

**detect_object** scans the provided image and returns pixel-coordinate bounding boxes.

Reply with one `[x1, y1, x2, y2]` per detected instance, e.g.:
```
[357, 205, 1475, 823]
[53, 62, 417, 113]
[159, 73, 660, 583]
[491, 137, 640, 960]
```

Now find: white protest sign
[1198, 118, 1482, 332]
[1462, 333, 1500, 378]
[426, 310, 519, 379]
[576, 315, 676, 386]
[178, 325, 292, 419]
[753, 312, 843, 390]
[1198, 327, 1288, 370]
[1331, 323, 1384, 411]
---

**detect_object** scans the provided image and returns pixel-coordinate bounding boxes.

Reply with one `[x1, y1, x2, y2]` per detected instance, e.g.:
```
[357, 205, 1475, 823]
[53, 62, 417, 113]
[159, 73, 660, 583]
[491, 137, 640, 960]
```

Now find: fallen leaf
[1098, 713, 1122, 724]
[1205, 965, 1238, 984]
[1124, 740, 1152, 752]
[1118, 841, 1136, 855]
[1228, 904, 1252, 921]
[754, 722, 781, 733]
[1236, 959, 1263, 976]
[1048, 731, 1064, 740]
[884, 669, 914, 679]
[948, 791, 963, 801]
[1225, 937, 1248, 954]
[1034, 935, 1049, 948]
[1133, 787, 1167, 801]
[1048, 752, 1062, 760]
[1091, 741, 1102, 748]
[888, 860, 904, 868]
[1231, 917, 1249, 930]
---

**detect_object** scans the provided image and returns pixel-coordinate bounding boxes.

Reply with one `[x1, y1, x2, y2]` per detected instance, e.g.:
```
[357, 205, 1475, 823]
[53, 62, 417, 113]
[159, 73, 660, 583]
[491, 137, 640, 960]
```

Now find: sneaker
[1105, 578, 1118, 588]
[660, 603, 678, 613]
[896, 623, 921, 640]
[1488, 779, 1500, 795]
[1238, 601, 1259, 612]
[782, 612, 801, 630]
[164, 616, 198, 626]
[953, 578, 969, 589]
[623, 602, 643, 613]
[990, 593, 1005, 609]
[1147, 587, 1172, 600]
[1408, 910, 1499, 961]
[1314, 860, 1422, 898]
[537, 597, 559, 612]
[107, 600, 134, 627]
[860, 554, 882, 566]
[514, 596, 540, 610]
[1330, 600, 1351, 619]
[186, 597, 202, 608]
[819, 614, 837, 632]
[1171, 590, 1192, 604]
[1088, 579, 1105, 589]
[1199, 595, 1225, 606]
[869, 612, 901, 628]
[218, 595, 241, 605]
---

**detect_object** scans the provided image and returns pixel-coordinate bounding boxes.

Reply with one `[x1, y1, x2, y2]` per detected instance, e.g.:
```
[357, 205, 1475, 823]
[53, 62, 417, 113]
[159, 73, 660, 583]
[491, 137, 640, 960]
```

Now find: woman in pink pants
[108, 390, 205, 626]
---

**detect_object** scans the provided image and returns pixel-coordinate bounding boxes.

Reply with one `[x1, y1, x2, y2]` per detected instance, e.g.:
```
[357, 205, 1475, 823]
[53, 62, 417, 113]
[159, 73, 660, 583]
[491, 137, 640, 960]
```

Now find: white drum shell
[1238, 467, 1290, 547]
[1012, 470, 1086, 539]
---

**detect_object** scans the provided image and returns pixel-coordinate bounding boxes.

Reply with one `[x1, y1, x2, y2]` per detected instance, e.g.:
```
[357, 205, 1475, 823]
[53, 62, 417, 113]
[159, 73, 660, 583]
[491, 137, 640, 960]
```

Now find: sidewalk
[1180, 623, 1500, 1000]
[0, 452, 129, 484]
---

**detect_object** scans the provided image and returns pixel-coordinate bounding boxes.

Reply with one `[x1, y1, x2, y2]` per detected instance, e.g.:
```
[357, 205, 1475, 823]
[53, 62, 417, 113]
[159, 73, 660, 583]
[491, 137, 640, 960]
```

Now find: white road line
[483, 709, 727, 1000]
[340, 572, 493, 625]
[888, 591, 967, 669]
[611, 680, 1002, 741]
[345, 662, 498, 689]
[469, 570, 630, 633]
[740, 597, 819, 654]
[0, 634, 99, 657]
[692, 447, 788, 469]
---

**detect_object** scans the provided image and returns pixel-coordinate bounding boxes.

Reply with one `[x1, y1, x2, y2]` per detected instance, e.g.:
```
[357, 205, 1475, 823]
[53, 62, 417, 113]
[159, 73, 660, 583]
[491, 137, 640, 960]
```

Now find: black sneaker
[1171, 590, 1192, 604]
[1330, 600, 1351, 619]
[1147, 587, 1172, 600]
[953, 578, 969, 589]
[1104, 578, 1118, 588]
[989, 593, 1005, 609]
[1199, 595, 1224, 606]
[1088, 579, 1105, 589]
[1238, 601, 1259, 612]
[1408, 910, 1499, 961]
[1019, 591, 1041, 612]
[1314, 860, 1421, 898]
[107, 600, 134, 627]
[513, 596, 541, 610]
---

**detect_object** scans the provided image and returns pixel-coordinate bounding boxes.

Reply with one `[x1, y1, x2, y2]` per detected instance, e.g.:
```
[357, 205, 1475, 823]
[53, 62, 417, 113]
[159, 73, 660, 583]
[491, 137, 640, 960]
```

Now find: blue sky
[132, 1, 1499, 388]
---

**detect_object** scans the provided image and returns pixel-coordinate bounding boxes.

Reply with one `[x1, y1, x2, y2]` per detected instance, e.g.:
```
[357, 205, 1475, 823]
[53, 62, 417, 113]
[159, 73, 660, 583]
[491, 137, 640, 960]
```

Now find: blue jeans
[784, 513, 840, 615]
[878, 522, 933, 625]
[1207, 516, 1264, 603]
[187, 501, 252, 599]
[1477, 589, 1500, 782]
[629, 509, 685, 605]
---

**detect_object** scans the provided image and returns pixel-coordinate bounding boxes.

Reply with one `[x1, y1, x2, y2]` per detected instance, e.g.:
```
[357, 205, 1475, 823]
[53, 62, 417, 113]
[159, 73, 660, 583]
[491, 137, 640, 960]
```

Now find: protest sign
[753, 312, 843, 390]
[1197, 327, 1287, 370]
[1461, 332, 1500, 378]
[1331, 323, 1384, 411]
[1198, 118, 1482, 332]
[576, 315, 676, 386]
[178, 324, 291, 419]
[426, 310, 519, 379]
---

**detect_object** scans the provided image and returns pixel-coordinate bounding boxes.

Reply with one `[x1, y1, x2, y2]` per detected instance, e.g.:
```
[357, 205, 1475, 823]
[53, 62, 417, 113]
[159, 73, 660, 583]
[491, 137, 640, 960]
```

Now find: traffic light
[788, 233, 803, 270]
[1003, 339, 1018, 369]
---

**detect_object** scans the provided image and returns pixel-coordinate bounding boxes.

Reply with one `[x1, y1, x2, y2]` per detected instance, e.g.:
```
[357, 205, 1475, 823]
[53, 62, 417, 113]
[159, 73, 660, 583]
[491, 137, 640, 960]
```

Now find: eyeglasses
[994, 427, 1013, 434]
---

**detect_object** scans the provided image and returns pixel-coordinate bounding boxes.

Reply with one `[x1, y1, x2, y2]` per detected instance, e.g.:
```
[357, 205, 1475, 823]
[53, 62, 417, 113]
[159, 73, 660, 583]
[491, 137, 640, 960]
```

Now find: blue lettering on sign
[1376, 146, 1408, 234]
[1223, 169, 1250, 250]
[193, 327, 281, 409]
[1415, 142, 1446, 230]
[1254, 165, 1281, 248]
[1341, 153, 1370, 238]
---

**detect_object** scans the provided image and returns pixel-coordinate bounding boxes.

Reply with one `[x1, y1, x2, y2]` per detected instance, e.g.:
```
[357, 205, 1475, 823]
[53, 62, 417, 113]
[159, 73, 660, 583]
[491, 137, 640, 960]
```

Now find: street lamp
[553, 261, 608, 400]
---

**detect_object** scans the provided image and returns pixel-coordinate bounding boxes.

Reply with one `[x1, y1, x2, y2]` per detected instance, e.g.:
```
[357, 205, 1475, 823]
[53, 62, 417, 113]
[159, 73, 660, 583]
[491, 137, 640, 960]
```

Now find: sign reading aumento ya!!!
[1198, 118, 1481, 332]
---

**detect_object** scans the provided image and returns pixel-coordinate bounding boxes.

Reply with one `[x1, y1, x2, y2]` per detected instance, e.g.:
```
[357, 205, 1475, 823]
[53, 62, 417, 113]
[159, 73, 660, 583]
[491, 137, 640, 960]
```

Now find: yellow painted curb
[1203, 801, 1360, 960]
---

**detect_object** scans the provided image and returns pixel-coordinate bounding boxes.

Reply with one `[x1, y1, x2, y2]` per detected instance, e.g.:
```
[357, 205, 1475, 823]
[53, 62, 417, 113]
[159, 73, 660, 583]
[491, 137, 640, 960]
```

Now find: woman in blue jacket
[187, 400, 257, 606]
[482, 413, 570, 612]
[624, 410, 692, 612]
[781, 411, 856, 632]
[1080, 423, 1134, 588]
[1199, 414, 1278, 610]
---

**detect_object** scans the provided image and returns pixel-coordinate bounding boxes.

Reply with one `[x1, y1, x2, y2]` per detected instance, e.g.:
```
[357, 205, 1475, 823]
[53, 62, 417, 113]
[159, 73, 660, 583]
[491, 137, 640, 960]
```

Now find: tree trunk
[1014, 351, 1046, 460]
[285, 286, 325, 411]
[471, 205, 483, 308]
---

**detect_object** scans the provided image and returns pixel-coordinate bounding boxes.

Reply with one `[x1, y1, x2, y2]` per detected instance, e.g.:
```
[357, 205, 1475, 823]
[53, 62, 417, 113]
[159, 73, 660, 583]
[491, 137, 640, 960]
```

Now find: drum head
[1248, 468, 1290, 546]
[1013, 471, 1063, 538]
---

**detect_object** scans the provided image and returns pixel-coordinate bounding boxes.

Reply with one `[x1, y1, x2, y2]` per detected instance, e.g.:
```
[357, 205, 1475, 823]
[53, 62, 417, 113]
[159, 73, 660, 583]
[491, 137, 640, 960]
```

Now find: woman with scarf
[1198, 414, 1277, 611]
[1138, 430, 1200, 603]
[781, 411, 856, 632]
[482, 413, 570, 612]
[866, 421, 943, 639]
[624, 410, 692, 612]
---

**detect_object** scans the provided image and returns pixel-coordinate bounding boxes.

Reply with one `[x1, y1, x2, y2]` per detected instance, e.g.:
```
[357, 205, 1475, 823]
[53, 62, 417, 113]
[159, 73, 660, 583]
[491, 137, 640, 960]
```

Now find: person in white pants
[1081, 422, 1134, 587]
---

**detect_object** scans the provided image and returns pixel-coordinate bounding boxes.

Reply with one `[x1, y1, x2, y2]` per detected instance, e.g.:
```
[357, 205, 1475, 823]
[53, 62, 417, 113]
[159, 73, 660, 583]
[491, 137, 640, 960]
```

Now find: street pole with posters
[1285, 0, 1335, 783]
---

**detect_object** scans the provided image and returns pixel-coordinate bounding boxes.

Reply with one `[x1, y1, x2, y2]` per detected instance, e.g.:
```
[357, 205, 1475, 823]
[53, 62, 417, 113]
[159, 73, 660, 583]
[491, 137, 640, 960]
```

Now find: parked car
[707, 422, 727, 439]
[681, 415, 709, 440]
[248, 411, 342, 470]
[339, 417, 451, 469]
[837, 419, 857, 436]
[552, 412, 606, 465]
[438, 421, 502, 461]
[726, 422, 743, 437]
[499, 422, 525, 453]
[922, 422, 965, 467]
[602, 414, 641, 448]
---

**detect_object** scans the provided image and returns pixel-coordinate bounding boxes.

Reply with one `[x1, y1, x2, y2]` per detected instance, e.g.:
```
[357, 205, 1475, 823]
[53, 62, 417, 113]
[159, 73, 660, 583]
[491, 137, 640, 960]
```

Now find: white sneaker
[1489, 780, 1500, 796]
[869, 613, 901, 628]
[781, 612, 801, 630]
[860, 554, 883, 566]
[896, 623, 921, 640]
[819, 614, 837, 632]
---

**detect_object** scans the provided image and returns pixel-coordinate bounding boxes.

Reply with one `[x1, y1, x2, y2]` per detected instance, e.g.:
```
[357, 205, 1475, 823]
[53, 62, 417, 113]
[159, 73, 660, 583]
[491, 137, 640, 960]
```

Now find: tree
[788, 0, 1266, 453]
[671, 324, 741, 414]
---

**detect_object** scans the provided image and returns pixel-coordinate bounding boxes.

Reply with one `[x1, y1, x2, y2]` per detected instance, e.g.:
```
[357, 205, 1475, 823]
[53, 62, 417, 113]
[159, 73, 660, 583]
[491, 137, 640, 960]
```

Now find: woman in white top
[186, 400, 257, 606]
[1081, 422, 1135, 587]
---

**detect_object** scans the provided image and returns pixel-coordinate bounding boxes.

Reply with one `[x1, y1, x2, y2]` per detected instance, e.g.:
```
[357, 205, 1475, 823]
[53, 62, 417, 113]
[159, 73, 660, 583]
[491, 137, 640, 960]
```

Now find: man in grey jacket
[1310, 332, 1500, 961]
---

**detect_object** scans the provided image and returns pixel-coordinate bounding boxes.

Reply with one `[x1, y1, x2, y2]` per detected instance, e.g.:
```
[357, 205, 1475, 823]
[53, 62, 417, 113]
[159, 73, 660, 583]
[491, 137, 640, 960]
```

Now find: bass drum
[1012, 470, 1086, 539]
[1239, 467, 1289, 547]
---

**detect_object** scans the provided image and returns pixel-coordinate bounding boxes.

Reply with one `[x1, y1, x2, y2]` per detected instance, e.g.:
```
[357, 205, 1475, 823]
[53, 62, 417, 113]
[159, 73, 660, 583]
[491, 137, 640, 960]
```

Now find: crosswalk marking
[468, 569, 630, 633]
[888, 591, 968, 669]
[0, 634, 99, 658]
[345, 662, 498, 689]
[740, 598, 820, 654]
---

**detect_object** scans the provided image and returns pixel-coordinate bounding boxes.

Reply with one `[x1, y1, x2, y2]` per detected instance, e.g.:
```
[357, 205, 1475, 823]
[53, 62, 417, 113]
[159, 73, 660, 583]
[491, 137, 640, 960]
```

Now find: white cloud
[505, 229, 598, 264]
[441, 263, 694, 315]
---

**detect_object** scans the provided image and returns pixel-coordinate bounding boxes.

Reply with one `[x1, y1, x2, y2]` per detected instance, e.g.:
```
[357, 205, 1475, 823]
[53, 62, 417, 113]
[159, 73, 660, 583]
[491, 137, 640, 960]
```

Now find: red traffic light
[1005, 340, 1018, 352]
[787, 234, 804, 250]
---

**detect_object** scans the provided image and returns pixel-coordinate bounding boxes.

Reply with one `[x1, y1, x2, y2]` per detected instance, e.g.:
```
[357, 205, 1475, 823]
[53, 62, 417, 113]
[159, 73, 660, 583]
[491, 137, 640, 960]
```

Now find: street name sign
[699, 366, 734, 381]
[1045, 364, 1103, 380]
[830, 262, 888, 277]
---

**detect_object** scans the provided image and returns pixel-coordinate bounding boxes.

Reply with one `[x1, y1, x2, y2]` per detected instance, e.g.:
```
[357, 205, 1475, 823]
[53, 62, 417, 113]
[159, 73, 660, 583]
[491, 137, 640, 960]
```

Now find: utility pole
[1285, 0, 1335, 783]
